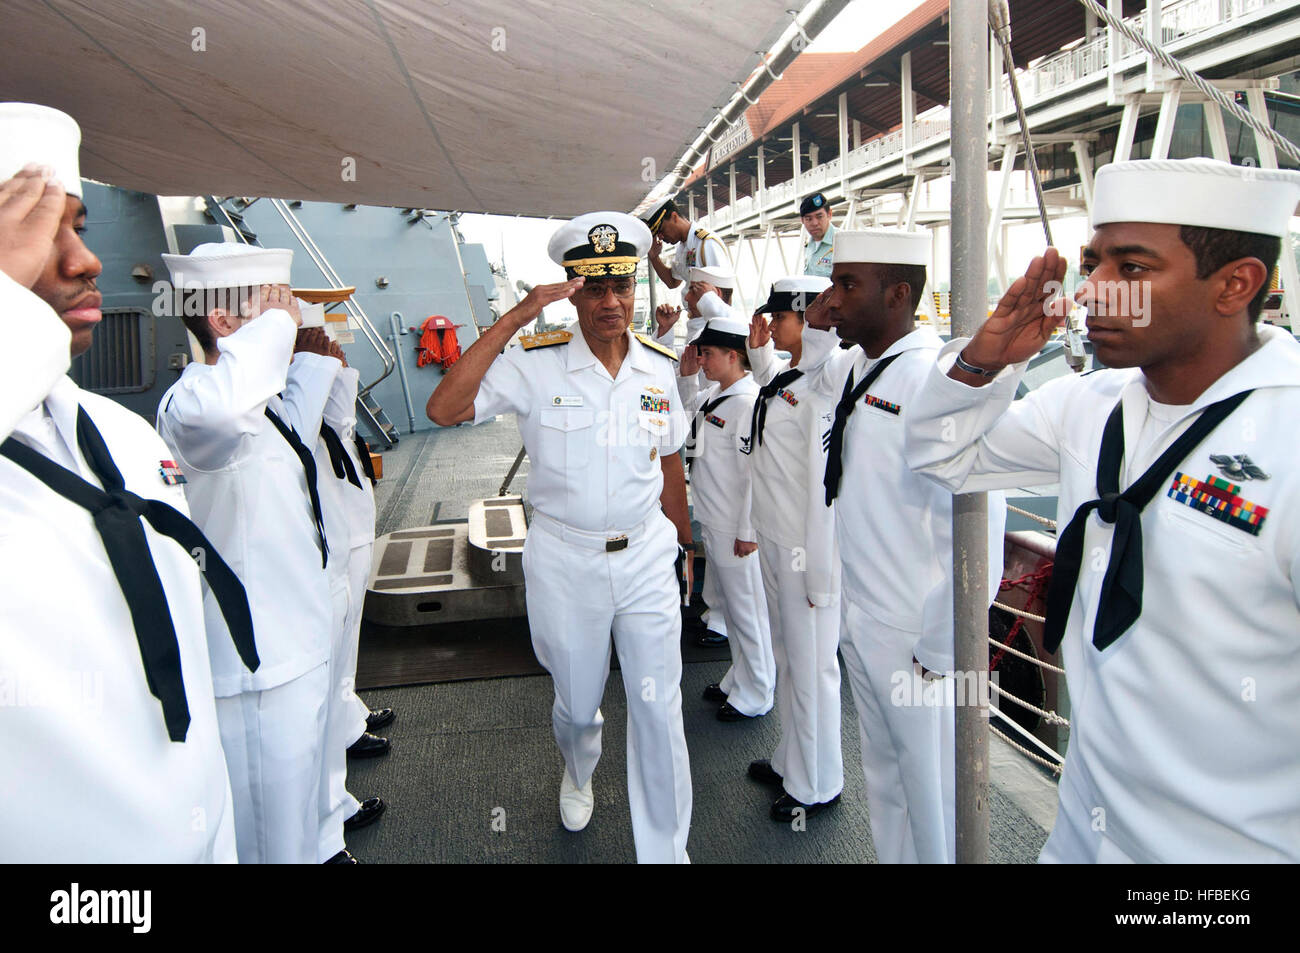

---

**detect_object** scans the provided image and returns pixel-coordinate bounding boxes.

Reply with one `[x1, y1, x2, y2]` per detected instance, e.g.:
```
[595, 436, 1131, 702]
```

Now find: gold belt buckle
[605, 534, 629, 552]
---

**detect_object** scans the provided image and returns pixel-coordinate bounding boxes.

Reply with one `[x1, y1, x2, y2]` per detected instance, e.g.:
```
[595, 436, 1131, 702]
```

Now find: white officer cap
[755, 274, 831, 314]
[161, 242, 294, 289]
[688, 263, 735, 289]
[833, 228, 931, 266]
[690, 316, 749, 349]
[0, 102, 82, 198]
[298, 300, 326, 329]
[548, 211, 650, 278]
[1092, 158, 1300, 238]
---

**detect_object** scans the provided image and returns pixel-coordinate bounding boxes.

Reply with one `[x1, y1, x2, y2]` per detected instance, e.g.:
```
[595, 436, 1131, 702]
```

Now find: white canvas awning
[0, 0, 798, 215]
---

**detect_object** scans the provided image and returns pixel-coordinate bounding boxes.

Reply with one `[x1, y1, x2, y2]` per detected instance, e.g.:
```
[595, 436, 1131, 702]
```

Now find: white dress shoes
[559, 767, 594, 832]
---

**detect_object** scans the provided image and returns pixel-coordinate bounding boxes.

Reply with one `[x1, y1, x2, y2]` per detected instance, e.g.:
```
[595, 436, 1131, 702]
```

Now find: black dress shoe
[747, 759, 783, 786]
[716, 702, 760, 722]
[770, 791, 841, 822]
[347, 732, 390, 759]
[366, 707, 395, 731]
[325, 849, 360, 864]
[702, 682, 727, 703]
[694, 630, 728, 647]
[344, 796, 386, 831]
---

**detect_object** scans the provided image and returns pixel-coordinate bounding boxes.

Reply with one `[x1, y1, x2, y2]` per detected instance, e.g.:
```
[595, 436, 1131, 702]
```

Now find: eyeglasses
[579, 278, 636, 300]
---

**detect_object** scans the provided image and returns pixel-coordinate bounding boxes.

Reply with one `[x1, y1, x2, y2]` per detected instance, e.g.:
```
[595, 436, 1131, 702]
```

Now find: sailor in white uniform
[0, 105, 247, 862]
[678, 317, 774, 721]
[904, 158, 1300, 863]
[284, 319, 385, 862]
[804, 229, 1004, 863]
[644, 197, 730, 295]
[157, 244, 334, 864]
[741, 275, 846, 820]
[428, 212, 694, 863]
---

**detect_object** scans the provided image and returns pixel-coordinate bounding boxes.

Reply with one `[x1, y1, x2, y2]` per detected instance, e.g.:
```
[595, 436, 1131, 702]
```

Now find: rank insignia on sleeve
[862, 394, 901, 416]
[1168, 471, 1269, 536]
[159, 460, 187, 486]
[705, 413, 726, 429]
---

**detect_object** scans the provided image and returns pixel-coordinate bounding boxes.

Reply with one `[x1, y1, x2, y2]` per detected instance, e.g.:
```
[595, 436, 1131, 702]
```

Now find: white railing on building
[703, 0, 1288, 233]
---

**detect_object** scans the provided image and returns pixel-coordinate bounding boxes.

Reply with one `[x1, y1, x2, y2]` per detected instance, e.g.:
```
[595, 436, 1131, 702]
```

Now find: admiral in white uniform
[742, 275, 846, 820]
[157, 244, 333, 864]
[0, 105, 246, 862]
[428, 212, 694, 864]
[805, 229, 1004, 863]
[678, 317, 773, 721]
[905, 158, 1300, 863]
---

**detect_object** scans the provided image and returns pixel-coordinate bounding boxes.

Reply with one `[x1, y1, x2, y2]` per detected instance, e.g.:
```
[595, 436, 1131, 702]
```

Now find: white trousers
[757, 533, 843, 804]
[524, 510, 692, 864]
[215, 661, 330, 864]
[699, 559, 727, 637]
[317, 572, 362, 862]
[839, 598, 954, 863]
[701, 524, 774, 717]
[344, 543, 373, 743]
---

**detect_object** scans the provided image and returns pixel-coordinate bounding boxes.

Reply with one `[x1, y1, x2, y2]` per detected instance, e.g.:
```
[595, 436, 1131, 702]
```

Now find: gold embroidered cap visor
[548, 211, 652, 280]
[643, 198, 678, 235]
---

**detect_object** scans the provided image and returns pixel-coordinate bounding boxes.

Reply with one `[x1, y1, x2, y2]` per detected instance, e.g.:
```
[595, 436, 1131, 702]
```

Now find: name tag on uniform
[551, 395, 584, 407]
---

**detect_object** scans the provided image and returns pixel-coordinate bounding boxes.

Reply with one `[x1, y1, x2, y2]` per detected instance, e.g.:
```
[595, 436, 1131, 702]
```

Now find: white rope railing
[991, 721, 1065, 775]
[1007, 503, 1056, 530]
[1076, 0, 1300, 163]
[991, 681, 1071, 728]
[992, 600, 1048, 624]
[989, 634, 1066, 675]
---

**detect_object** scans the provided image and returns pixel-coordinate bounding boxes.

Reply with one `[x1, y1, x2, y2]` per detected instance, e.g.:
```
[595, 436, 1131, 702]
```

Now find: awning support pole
[950, 0, 991, 866]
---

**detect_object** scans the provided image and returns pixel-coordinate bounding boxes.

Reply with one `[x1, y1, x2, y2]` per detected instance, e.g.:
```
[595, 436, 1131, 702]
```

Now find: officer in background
[905, 158, 1300, 863]
[644, 197, 731, 293]
[800, 192, 835, 278]
[428, 212, 693, 864]
[0, 104, 249, 862]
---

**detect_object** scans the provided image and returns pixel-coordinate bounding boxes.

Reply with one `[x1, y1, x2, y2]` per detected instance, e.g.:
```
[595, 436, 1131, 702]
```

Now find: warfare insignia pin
[159, 460, 187, 486]
[1209, 453, 1269, 481]
[650, 447, 658, 461]
[589, 224, 617, 254]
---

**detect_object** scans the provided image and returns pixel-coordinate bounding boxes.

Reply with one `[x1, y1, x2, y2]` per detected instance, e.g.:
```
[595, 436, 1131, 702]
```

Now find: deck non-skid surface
[353, 420, 1052, 863]
[346, 663, 1050, 864]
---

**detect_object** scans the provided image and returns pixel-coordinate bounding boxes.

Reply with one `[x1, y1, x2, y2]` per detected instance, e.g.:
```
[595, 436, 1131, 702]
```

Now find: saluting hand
[259, 284, 303, 327]
[0, 165, 65, 289]
[327, 339, 348, 367]
[504, 278, 584, 329]
[679, 344, 700, 377]
[294, 326, 331, 356]
[960, 248, 1069, 372]
[655, 303, 681, 338]
[749, 313, 771, 350]
[803, 288, 834, 330]
[650, 237, 663, 260]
